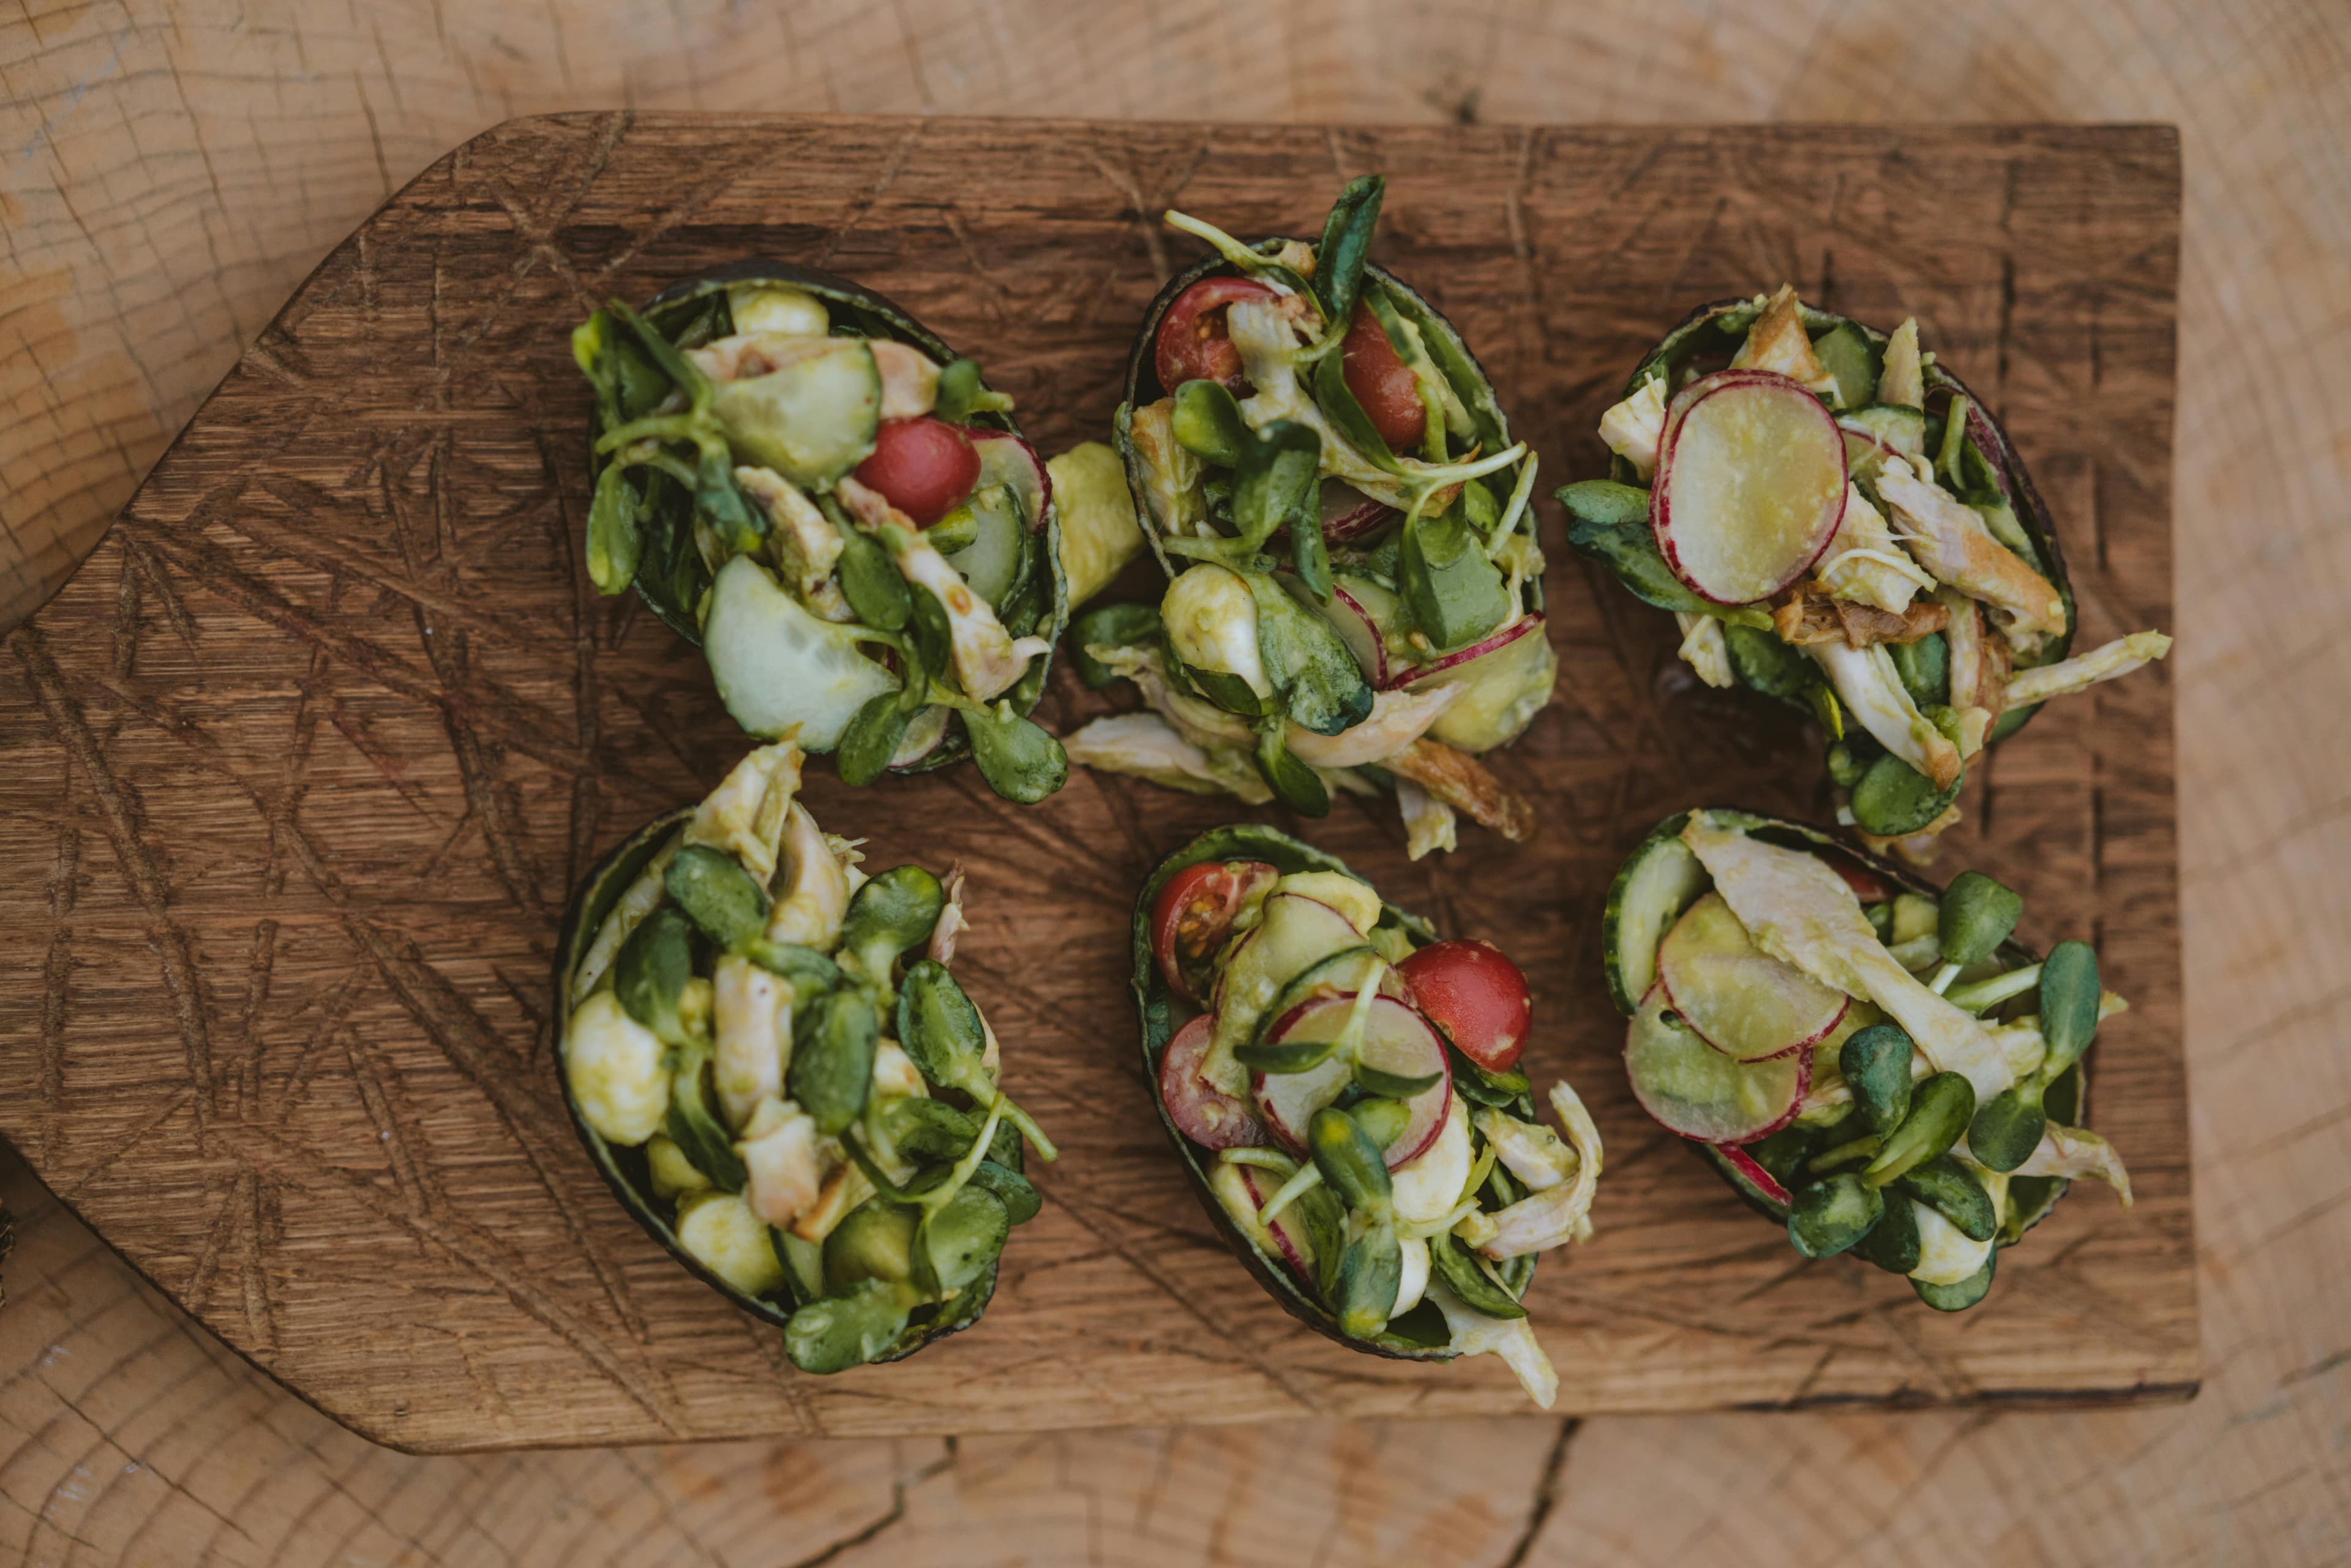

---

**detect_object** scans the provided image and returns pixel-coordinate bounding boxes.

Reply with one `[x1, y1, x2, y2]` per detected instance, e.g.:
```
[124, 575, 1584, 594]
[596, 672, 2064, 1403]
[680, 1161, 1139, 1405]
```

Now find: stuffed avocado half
[556, 743, 1056, 1373]
[1067, 178, 1554, 858]
[1560, 288, 2171, 860]
[1606, 808, 2132, 1310]
[573, 263, 1070, 803]
[1136, 826, 1601, 1406]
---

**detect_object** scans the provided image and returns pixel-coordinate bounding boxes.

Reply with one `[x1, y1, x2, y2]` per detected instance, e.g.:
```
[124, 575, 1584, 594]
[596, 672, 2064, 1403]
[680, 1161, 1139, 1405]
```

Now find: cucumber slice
[709, 337, 881, 490]
[942, 482, 1025, 606]
[1810, 322, 1881, 410]
[1655, 892, 1849, 1062]
[1601, 814, 1712, 1015]
[1624, 985, 1809, 1144]
[702, 554, 897, 751]
[1836, 404, 1925, 460]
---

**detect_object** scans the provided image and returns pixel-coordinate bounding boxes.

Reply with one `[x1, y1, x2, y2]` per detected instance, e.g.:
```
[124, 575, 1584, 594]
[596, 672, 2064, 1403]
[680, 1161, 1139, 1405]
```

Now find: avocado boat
[1134, 825, 1601, 1405]
[1605, 807, 2134, 1310]
[555, 742, 1056, 1373]
[573, 262, 1070, 803]
[1067, 178, 1554, 858]
[1559, 289, 2172, 860]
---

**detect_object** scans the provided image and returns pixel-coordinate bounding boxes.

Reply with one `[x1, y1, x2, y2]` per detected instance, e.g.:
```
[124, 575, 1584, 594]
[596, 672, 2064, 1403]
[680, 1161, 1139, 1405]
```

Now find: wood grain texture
[4, 0, 2347, 1562]
[0, 114, 2191, 1451]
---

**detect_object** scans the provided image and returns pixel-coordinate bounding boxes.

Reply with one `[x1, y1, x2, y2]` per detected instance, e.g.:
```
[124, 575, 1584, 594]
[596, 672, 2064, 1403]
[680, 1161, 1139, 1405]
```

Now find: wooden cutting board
[0, 114, 2191, 1454]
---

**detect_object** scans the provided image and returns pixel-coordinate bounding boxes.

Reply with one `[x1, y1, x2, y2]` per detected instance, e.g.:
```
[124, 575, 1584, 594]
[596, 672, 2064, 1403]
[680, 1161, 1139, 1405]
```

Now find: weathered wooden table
[4, 2, 2345, 1562]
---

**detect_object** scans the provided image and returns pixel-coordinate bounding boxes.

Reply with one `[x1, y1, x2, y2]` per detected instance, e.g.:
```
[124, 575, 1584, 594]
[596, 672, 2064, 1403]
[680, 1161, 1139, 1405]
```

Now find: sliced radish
[1393, 611, 1545, 691]
[1202, 894, 1366, 1093]
[1327, 580, 1392, 685]
[1320, 481, 1396, 542]
[969, 430, 1052, 534]
[1160, 1014, 1267, 1150]
[1211, 1160, 1317, 1285]
[1714, 1142, 1792, 1207]
[1624, 984, 1809, 1144]
[1651, 369, 1847, 606]
[1655, 892, 1848, 1063]
[1824, 855, 1895, 904]
[1255, 994, 1451, 1168]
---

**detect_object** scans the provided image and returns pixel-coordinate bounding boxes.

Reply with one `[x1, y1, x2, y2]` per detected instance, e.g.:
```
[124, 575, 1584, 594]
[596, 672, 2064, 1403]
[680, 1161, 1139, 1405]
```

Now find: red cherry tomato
[852, 417, 980, 525]
[1340, 301, 1427, 452]
[1396, 939, 1530, 1072]
[1150, 860, 1281, 1003]
[1153, 276, 1279, 394]
[1157, 1013, 1267, 1150]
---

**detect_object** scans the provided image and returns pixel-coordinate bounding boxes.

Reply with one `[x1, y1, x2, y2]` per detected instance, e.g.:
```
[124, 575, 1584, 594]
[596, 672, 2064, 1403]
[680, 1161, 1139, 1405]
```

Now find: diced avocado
[710, 337, 881, 490]
[1810, 323, 1881, 410]
[702, 555, 898, 751]
[1049, 440, 1146, 606]
[1420, 621, 1558, 754]
[1399, 509, 1509, 652]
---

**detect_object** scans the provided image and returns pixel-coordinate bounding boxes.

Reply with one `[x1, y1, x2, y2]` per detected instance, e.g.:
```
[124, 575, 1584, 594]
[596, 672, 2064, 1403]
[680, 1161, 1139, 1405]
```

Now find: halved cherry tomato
[853, 417, 980, 525]
[1340, 301, 1427, 452]
[1153, 276, 1279, 395]
[1396, 939, 1529, 1072]
[1150, 859, 1281, 1003]
[1157, 1013, 1267, 1150]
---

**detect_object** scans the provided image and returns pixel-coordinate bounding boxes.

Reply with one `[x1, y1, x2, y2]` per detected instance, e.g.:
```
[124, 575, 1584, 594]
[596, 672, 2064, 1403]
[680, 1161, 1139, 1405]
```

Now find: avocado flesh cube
[1400, 512, 1509, 652]
[710, 337, 882, 490]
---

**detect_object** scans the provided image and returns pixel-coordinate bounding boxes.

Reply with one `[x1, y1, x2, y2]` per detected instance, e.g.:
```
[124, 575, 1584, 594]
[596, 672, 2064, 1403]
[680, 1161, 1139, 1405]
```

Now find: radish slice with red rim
[1714, 1142, 1792, 1207]
[1651, 369, 1847, 606]
[1160, 1014, 1268, 1150]
[1320, 481, 1396, 542]
[1655, 892, 1848, 1062]
[969, 429, 1053, 533]
[1255, 994, 1451, 1168]
[1393, 611, 1545, 690]
[1327, 580, 1391, 686]
[1623, 983, 1809, 1144]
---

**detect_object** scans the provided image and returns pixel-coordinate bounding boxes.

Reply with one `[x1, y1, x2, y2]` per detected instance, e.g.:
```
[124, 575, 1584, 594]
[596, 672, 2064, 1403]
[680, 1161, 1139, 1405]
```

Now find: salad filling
[1561, 288, 2171, 859]
[573, 263, 1069, 803]
[1070, 178, 1554, 855]
[1137, 826, 1600, 1405]
[558, 742, 1056, 1372]
[1605, 808, 2132, 1310]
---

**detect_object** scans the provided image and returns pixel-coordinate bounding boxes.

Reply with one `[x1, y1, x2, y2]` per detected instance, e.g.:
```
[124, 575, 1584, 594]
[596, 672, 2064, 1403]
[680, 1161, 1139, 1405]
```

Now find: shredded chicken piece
[2012, 1123, 2134, 1205]
[767, 802, 851, 951]
[1730, 285, 1840, 399]
[1285, 685, 1461, 768]
[1878, 459, 2068, 637]
[737, 1098, 825, 1227]
[734, 466, 850, 616]
[836, 476, 1051, 701]
[2005, 632, 2173, 708]
[1817, 484, 1932, 613]
[1461, 1083, 1602, 1259]
[1940, 588, 2008, 718]
[1598, 375, 1668, 478]
[1395, 777, 1458, 860]
[790, 1157, 872, 1243]
[1807, 641, 1964, 789]
[1878, 319, 1925, 411]
[1674, 612, 1734, 687]
[868, 339, 940, 419]
[685, 742, 802, 883]
[927, 864, 969, 966]
[1773, 582, 1949, 650]
[1125, 398, 1207, 540]
[712, 955, 792, 1130]
[1855, 803, 1964, 865]
[1062, 711, 1272, 803]
[1427, 1281, 1557, 1409]
[1681, 816, 2014, 1100]
[1387, 739, 1537, 843]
